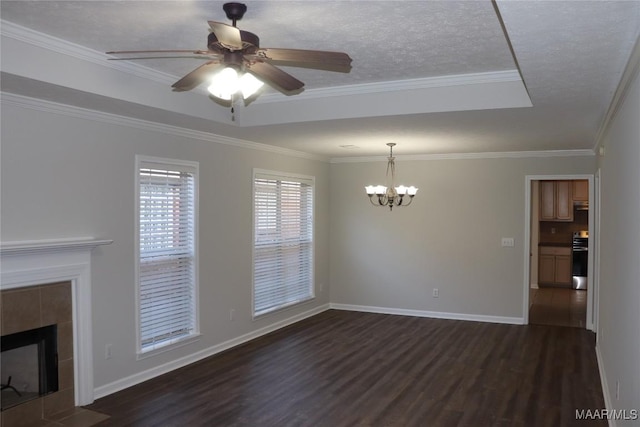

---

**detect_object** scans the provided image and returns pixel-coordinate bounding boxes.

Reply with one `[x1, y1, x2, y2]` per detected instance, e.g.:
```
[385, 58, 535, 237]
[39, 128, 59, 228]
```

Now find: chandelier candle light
[365, 143, 418, 210]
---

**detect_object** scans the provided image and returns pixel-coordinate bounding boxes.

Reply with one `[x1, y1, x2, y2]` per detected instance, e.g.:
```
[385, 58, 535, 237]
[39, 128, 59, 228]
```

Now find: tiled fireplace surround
[0, 238, 112, 426]
[1, 281, 75, 425]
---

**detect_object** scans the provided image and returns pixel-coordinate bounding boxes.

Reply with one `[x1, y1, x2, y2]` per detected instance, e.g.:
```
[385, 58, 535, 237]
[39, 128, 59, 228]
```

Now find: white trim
[94, 303, 330, 399]
[251, 169, 316, 319]
[0, 92, 327, 162]
[1, 237, 113, 257]
[135, 156, 200, 357]
[586, 176, 596, 331]
[252, 168, 316, 184]
[330, 149, 596, 163]
[136, 334, 202, 361]
[0, 238, 112, 406]
[136, 155, 201, 172]
[0, 20, 177, 87]
[255, 70, 523, 104]
[594, 35, 640, 151]
[523, 175, 596, 331]
[593, 169, 602, 342]
[0, 92, 596, 164]
[330, 303, 524, 325]
[523, 179, 532, 326]
[595, 345, 615, 427]
[0, 21, 523, 107]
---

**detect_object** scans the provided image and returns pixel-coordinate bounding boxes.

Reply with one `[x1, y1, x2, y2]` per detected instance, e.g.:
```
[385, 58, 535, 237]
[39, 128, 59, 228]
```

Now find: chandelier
[365, 143, 418, 210]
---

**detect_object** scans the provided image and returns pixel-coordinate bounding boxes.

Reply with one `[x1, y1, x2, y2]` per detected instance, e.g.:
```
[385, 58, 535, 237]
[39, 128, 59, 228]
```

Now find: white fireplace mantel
[1, 237, 113, 257]
[1, 237, 113, 406]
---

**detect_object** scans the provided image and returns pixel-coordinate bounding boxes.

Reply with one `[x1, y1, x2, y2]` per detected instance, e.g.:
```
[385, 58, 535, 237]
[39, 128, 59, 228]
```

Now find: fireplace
[0, 237, 112, 426]
[1, 324, 59, 410]
[0, 281, 74, 425]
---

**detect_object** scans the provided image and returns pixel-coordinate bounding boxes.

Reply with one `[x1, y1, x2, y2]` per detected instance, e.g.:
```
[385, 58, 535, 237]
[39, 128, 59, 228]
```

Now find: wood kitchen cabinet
[539, 246, 572, 286]
[540, 180, 573, 221]
[572, 180, 589, 201]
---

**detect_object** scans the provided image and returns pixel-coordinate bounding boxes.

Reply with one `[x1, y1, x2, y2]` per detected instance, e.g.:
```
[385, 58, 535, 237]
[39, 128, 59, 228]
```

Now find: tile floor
[529, 286, 587, 328]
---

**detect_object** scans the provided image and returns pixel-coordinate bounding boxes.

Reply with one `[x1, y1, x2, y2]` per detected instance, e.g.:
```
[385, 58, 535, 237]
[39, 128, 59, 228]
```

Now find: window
[136, 156, 198, 355]
[253, 170, 314, 317]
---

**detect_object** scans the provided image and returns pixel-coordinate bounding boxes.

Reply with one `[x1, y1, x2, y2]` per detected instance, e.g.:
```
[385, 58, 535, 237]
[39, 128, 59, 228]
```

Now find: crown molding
[329, 149, 595, 163]
[254, 70, 523, 104]
[1, 19, 523, 106]
[0, 92, 327, 162]
[593, 34, 640, 151]
[1, 19, 177, 86]
[1, 91, 595, 163]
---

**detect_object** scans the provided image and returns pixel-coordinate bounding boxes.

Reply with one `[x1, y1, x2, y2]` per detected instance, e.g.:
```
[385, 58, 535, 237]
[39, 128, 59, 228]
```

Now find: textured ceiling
[1, 1, 639, 158]
[0, 1, 515, 87]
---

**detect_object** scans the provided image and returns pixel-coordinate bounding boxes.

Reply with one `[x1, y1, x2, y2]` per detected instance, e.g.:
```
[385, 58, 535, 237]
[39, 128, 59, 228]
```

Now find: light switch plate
[501, 237, 515, 247]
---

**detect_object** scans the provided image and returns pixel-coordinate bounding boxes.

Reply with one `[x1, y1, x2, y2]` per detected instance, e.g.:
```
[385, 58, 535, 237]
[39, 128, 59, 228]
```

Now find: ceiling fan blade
[171, 61, 223, 92]
[248, 62, 304, 93]
[108, 56, 218, 61]
[255, 48, 352, 73]
[208, 21, 243, 50]
[107, 49, 210, 55]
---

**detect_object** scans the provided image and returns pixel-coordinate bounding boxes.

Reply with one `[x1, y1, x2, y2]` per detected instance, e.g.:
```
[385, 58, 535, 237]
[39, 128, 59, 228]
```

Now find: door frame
[523, 174, 597, 331]
[593, 169, 601, 339]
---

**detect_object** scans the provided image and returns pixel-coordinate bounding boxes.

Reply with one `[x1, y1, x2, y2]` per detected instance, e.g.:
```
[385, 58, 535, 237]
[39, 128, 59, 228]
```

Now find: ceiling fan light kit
[106, 2, 352, 104]
[365, 143, 418, 211]
[207, 67, 264, 100]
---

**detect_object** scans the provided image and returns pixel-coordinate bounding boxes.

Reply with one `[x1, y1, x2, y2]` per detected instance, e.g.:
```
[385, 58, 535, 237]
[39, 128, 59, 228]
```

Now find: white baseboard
[595, 345, 615, 427]
[530, 283, 539, 289]
[93, 303, 331, 400]
[329, 303, 524, 325]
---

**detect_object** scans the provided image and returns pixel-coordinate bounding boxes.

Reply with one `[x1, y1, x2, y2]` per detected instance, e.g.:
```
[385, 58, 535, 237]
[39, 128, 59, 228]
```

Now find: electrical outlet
[105, 344, 112, 360]
[319, 283, 324, 292]
[432, 288, 439, 298]
[229, 308, 235, 321]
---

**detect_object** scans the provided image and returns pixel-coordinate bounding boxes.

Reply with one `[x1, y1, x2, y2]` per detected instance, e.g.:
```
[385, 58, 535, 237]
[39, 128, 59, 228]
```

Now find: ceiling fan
[106, 2, 353, 102]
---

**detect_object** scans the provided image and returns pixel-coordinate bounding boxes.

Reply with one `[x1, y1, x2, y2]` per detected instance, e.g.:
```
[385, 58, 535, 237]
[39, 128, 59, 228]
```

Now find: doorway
[529, 287, 587, 327]
[523, 175, 596, 330]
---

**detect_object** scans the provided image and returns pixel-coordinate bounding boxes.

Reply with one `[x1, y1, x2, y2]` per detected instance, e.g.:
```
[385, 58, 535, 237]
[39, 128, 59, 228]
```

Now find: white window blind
[253, 171, 314, 317]
[138, 159, 198, 353]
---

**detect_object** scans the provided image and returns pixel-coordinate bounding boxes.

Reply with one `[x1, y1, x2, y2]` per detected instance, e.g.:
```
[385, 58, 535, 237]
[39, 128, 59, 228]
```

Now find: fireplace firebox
[1, 324, 59, 411]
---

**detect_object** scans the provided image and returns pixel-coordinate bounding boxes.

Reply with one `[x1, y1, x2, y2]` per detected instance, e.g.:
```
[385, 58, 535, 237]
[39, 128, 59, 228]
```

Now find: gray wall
[0, 101, 331, 391]
[329, 155, 595, 320]
[5, 80, 637, 412]
[597, 61, 640, 421]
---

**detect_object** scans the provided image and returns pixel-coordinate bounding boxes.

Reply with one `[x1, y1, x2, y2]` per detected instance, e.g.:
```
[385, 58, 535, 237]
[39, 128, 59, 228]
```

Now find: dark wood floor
[530, 287, 587, 328]
[87, 310, 606, 427]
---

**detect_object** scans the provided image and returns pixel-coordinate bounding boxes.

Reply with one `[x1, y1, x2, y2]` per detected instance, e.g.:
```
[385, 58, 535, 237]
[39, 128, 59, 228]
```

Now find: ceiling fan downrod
[223, 2, 247, 27]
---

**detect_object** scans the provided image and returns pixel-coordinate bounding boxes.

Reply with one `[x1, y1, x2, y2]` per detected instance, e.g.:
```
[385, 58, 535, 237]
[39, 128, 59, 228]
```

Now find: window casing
[253, 170, 314, 317]
[136, 156, 199, 355]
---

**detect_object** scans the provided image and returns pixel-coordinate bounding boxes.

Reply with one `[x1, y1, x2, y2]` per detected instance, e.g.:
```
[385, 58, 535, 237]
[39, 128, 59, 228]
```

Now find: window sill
[253, 296, 315, 320]
[137, 333, 201, 360]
